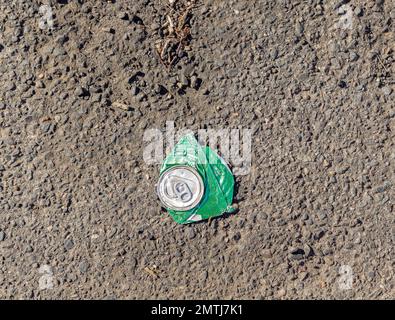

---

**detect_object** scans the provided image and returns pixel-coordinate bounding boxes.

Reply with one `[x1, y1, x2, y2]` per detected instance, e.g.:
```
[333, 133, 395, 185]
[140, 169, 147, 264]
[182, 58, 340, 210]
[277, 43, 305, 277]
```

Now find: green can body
[157, 134, 235, 224]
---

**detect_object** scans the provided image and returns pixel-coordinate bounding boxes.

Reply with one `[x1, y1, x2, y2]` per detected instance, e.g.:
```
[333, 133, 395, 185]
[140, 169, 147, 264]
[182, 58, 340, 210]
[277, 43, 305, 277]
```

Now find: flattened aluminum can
[157, 165, 204, 211]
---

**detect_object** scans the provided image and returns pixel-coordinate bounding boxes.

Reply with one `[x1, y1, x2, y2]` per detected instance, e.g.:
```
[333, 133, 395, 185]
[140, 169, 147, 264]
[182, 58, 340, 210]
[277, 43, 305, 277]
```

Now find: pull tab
[174, 181, 192, 202]
[164, 176, 193, 203]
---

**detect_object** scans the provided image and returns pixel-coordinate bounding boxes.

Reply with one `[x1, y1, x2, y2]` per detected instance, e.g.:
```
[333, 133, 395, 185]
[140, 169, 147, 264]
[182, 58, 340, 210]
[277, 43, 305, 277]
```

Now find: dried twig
[156, 0, 200, 70]
[111, 101, 130, 111]
[144, 266, 159, 278]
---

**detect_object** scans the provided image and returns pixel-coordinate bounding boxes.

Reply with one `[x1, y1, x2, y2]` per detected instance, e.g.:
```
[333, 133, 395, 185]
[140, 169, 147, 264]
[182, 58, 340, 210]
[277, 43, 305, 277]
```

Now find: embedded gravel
[0, 0, 394, 299]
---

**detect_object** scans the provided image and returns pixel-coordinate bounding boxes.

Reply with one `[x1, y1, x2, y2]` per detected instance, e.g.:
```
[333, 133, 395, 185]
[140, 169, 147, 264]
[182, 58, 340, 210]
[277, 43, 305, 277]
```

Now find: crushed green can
[157, 134, 235, 224]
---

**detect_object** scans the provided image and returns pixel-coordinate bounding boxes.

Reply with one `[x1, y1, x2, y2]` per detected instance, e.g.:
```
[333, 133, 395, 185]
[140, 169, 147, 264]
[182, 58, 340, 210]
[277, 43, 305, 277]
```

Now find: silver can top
[157, 166, 204, 211]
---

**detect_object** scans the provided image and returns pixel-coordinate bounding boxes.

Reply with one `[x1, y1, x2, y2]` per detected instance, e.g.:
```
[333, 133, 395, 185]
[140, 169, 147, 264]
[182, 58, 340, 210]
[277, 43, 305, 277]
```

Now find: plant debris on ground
[155, 0, 200, 69]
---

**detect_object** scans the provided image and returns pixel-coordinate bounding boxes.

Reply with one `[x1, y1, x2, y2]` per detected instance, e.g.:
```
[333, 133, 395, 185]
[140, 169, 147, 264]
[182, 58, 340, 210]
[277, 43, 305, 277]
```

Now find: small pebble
[233, 232, 241, 241]
[270, 48, 279, 60]
[64, 238, 74, 251]
[79, 261, 89, 273]
[277, 289, 286, 298]
[179, 74, 189, 87]
[130, 257, 138, 269]
[117, 12, 128, 20]
[187, 228, 196, 239]
[349, 51, 359, 62]
[354, 6, 363, 17]
[382, 87, 392, 96]
[6, 82, 16, 91]
[338, 80, 347, 88]
[190, 75, 199, 89]
[314, 229, 325, 240]
[295, 22, 304, 36]
[303, 244, 314, 257]
[155, 84, 167, 95]
[131, 86, 139, 96]
[74, 86, 85, 97]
